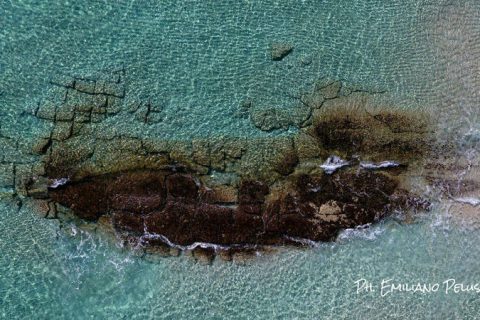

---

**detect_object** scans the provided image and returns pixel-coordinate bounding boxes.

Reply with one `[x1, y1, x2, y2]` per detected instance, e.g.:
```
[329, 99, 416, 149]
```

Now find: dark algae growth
[48, 168, 425, 248]
[22, 69, 434, 258]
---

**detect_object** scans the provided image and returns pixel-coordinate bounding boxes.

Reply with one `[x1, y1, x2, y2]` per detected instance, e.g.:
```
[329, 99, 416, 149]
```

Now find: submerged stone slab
[270, 42, 294, 61]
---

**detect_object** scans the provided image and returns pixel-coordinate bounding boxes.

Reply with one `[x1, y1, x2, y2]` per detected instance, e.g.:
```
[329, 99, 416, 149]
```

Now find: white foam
[320, 155, 351, 174]
[337, 223, 385, 241]
[140, 232, 257, 251]
[360, 160, 400, 170]
[283, 235, 320, 247]
[453, 197, 480, 207]
[49, 177, 69, 188]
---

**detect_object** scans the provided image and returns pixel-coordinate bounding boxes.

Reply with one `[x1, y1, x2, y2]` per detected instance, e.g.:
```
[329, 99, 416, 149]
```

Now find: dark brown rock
[195, 203, 235, 244]
[49, 179, 108, 220]
[108, 171, 166, 213]
[44, 163, 427, 254]
[166, 174, 198, 200]
[112, 211, 144, 235]
[238, 180, 269, 204]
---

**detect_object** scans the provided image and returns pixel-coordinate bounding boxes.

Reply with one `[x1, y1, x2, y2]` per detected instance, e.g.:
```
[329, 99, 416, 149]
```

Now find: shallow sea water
[1, 0, 480, 319]
[2, 200, 479, 319]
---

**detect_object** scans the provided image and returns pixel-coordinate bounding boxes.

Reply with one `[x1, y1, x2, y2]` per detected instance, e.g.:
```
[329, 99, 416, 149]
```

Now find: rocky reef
[13, 67, 441, 260]
[47, 166, 426, 247]
[270, 42, 294, 61]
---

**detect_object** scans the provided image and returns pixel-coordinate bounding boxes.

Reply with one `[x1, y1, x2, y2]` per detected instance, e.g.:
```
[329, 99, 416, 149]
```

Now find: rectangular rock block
[55, 105, 75, 121]
[74, 79, 96, 94]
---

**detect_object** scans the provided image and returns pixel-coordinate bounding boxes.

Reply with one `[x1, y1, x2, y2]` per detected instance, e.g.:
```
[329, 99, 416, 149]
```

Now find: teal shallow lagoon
[1, 0, 480, 319]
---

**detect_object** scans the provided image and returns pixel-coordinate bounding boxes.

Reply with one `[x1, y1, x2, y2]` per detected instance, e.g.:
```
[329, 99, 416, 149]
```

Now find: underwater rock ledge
[20, 70, 436, 258]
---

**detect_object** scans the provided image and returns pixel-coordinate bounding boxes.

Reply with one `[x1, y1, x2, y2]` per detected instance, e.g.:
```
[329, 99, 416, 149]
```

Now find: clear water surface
[1, 1, 480, 319]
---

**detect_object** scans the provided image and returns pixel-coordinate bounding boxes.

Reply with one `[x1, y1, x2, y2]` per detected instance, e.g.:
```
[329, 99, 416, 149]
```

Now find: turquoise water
[2, 199, 480, 319]
[1, 0, 441, 139]
[1, 0, 480, 319]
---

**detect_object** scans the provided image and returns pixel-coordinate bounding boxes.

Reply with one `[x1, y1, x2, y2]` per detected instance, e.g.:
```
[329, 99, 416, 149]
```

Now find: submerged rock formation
[19, 68, 438, 259]
[47, 166, 426, 248]
[270, 42, 294, 61]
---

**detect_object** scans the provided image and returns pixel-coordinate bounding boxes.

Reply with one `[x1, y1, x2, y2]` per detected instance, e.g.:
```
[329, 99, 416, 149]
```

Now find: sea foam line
[320, 155, 351, 174]
[360, 160, 400, 170]
[139, 232, 258, 251]
[453, 197, 480, 207]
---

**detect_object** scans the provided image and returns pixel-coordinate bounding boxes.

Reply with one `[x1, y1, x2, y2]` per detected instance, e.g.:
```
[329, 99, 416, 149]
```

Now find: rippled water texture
[1, 0, 480, 319]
